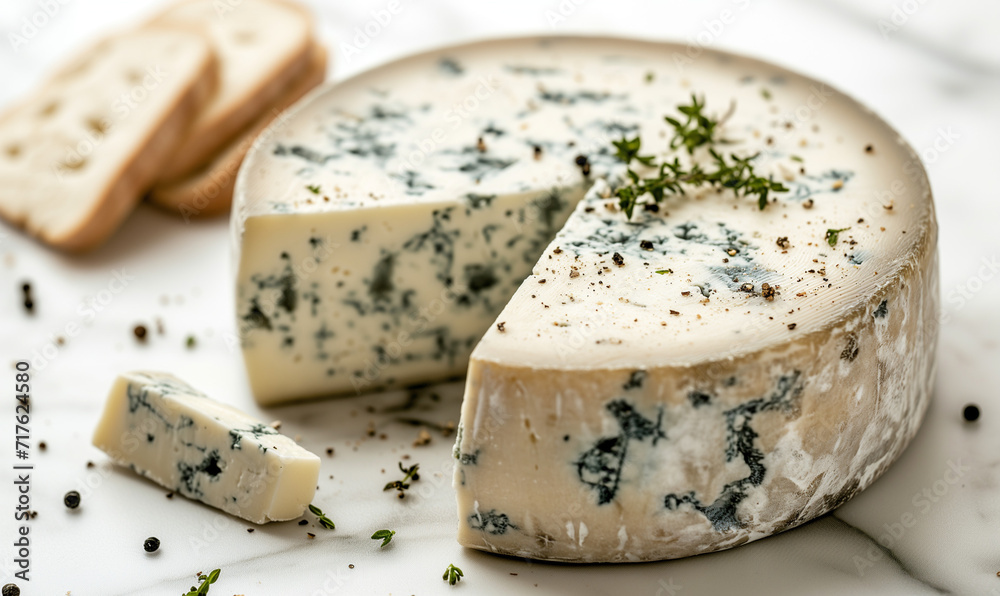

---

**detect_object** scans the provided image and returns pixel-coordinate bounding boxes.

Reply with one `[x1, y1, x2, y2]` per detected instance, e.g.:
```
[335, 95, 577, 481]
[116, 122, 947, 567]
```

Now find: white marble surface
[1, 0, 999, 594]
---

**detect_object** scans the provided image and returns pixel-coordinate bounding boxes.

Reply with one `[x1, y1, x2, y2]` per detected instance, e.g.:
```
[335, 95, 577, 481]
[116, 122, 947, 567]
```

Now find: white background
[0, 0, 999, 594]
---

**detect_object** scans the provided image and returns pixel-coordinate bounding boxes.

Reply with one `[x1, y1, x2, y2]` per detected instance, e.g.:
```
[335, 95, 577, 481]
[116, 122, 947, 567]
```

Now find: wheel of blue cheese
[233, 36, 937, 561]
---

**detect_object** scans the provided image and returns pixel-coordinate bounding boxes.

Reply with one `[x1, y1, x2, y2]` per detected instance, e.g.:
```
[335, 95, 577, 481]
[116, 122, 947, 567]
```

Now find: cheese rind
[92, 371, 320, 523]
[454, 211, 937, 560]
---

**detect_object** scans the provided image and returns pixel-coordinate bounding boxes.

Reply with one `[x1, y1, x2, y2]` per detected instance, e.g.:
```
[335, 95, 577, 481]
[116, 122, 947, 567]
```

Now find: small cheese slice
[92, 371, 320, 523]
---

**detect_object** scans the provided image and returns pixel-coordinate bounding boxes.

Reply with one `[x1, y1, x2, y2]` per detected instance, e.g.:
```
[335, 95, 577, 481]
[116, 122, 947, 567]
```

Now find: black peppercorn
[2, 583, 20, 596]
[64, 490, 81, 509]
[963, 404, 980, 422]
[20, 281, 33, 314]
[133, 325, 148, 342]
[144, 537, 160, 552]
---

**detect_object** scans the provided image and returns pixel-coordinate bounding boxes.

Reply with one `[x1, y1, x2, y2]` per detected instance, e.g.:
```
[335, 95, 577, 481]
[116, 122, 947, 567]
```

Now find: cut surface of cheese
[232, 36, 936, 560]
[0, 27, 216, 251]
[150, 42, 328, 218]
[151, 0, 314, 184]
[92, 371, 320, 524]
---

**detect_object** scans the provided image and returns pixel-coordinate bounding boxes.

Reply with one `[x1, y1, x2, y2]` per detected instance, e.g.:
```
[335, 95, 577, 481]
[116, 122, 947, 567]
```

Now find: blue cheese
[234, 36, 936, 560]
[92, 372, 320, 523]
[446, 43, 937, 561]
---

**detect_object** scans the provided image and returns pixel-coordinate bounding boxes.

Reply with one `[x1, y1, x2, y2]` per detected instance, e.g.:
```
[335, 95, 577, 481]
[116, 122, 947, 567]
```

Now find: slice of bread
[150, 0, 315, 184]
[0, 27, 217, 251]
[149, 42, 328, 219]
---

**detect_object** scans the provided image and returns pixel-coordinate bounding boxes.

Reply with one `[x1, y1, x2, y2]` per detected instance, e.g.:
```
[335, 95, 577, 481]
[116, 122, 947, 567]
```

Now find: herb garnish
[611, 95, 788, 218]
[371, 529, 395, 547]
[443, 563, 464, 585]
[665, 94, 725, 154]
[308, 504, 336, 529]
[825, 228, 850, 247]
[306, 184, 321, 194]
[184, 569, 220, 596]
[383, 462, 420, 498]
[655, 269, 673, 275]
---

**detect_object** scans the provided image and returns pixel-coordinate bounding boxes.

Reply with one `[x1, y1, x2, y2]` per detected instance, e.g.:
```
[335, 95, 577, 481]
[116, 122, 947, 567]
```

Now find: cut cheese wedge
[92, 371, 320, 524]
[150, 0, 315, 184]
[232, 36, 937, 560]
[0, 27, 217, 251]
[149, 42, 328, 218]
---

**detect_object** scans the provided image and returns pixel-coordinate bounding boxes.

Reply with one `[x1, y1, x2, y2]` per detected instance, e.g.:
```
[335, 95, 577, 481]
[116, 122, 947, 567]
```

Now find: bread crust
[149, 42, 328, 219]
[0, 27, 220, 252]
[149, 0, 316, 184]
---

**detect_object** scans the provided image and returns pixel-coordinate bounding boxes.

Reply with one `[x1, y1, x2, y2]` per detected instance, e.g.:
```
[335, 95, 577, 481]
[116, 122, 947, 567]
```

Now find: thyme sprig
[383, 462, 420, 498]
[184, 569, 220, 596]
[443, 563, 464, 585]
[825, 227, 850, 247]
[665, 93, 728, 154]
[371, 529, 396, 547]
[308, 504, 336, 530]
[611, 96, 788, 219]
